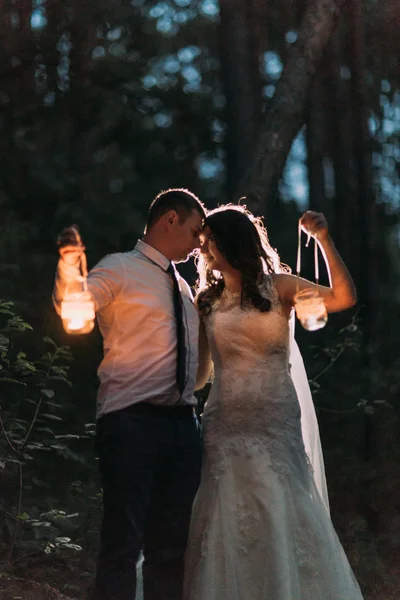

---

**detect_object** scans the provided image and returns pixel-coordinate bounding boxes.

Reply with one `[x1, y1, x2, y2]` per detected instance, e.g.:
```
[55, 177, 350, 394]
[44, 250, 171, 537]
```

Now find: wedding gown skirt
[183, 283, 363, 600]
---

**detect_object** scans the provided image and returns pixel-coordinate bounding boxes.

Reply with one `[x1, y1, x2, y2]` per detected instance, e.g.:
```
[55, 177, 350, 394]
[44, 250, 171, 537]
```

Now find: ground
[0, 558, 144, 600]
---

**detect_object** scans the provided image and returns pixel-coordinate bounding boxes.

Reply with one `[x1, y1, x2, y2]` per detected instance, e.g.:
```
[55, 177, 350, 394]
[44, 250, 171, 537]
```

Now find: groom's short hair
[146, 188, 206, 231]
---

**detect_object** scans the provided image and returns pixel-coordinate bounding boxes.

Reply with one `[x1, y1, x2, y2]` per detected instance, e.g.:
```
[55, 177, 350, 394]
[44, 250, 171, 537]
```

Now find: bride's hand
[299, 211, 329, 242]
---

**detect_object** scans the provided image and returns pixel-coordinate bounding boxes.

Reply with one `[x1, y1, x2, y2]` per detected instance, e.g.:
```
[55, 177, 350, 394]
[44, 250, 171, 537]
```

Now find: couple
[53, 188, 363, 600]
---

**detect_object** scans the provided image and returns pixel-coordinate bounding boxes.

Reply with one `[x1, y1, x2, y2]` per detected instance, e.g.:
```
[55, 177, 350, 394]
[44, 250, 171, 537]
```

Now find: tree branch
[238, 0, 349, 214]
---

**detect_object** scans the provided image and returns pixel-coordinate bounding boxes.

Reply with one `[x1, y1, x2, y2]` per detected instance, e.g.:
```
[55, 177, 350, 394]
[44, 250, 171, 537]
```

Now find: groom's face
[170, 209, 203, 263]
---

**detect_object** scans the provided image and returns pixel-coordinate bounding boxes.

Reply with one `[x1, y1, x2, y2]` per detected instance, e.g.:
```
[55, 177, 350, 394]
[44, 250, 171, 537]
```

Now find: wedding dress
[183, 278, 363, 600]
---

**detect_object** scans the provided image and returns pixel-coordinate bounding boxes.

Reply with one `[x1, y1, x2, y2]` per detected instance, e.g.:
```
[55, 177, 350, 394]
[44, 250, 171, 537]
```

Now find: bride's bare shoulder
[271, 273, 298, 293]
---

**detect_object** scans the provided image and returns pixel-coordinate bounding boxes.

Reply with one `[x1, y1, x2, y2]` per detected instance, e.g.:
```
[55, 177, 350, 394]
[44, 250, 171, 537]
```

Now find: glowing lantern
[60, 228, 95, 335]
[294, 288, 328, 331]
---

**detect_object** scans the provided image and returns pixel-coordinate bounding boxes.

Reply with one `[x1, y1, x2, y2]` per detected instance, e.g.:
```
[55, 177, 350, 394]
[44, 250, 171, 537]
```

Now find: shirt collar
[135, 240, 171, 272]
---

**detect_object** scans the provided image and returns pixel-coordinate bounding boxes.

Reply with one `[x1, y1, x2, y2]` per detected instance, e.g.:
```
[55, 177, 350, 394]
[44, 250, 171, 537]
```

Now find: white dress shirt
[53, 240, 199, 418]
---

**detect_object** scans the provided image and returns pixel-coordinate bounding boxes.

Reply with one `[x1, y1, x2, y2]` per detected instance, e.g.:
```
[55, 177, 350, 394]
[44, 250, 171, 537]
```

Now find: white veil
[288, 312, 330, 514]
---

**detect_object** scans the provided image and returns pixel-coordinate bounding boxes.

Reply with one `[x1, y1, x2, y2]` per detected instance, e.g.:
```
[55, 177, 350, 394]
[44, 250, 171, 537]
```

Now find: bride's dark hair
[196, 204, 290, 315]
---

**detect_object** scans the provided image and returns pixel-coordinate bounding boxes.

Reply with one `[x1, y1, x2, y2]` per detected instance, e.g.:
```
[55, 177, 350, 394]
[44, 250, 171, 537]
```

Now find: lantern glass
[61, 291, 95, 334]
[294, 288, 328, 332]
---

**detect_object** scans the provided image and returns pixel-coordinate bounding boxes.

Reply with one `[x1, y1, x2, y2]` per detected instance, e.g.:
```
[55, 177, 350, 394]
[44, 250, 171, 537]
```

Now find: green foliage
[0, 300, 97, 567]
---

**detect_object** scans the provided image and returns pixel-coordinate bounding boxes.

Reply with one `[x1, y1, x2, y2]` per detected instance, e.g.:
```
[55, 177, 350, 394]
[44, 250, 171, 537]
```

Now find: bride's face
[200, 225, 230, 273]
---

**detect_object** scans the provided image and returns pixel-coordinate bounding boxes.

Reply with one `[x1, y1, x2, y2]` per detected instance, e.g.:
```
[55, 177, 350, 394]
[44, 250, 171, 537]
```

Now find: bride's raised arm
[273, 211, 357, 313]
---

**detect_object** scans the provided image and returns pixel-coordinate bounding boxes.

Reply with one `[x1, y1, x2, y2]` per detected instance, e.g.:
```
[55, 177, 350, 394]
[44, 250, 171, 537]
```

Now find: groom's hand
[299, 211, 329, 242]
[57, 225, 85, 266]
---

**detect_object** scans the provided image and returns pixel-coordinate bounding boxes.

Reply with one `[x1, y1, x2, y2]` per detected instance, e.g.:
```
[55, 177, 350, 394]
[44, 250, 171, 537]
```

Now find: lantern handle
[296, 221, 320, 294]
[69, 225, 89, 292]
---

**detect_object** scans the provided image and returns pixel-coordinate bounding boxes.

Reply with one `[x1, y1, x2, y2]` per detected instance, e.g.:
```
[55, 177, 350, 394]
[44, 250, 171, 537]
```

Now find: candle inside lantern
[61, 291, 95, 334]
[293, 288, 328, 332]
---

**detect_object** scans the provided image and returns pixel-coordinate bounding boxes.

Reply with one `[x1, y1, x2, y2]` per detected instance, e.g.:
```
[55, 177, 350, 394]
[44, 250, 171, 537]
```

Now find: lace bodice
[201, 276, 307, 480]
[204, 276, 288, 372]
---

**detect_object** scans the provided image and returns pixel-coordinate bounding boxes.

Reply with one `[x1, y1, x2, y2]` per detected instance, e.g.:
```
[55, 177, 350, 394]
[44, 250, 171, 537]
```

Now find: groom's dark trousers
[93, 402, 201, 600]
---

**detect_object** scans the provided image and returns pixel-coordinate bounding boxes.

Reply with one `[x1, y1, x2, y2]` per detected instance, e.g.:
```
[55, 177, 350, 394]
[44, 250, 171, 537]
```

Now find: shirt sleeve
[87, 253, 125, 311]
[52, 253, 125, 315]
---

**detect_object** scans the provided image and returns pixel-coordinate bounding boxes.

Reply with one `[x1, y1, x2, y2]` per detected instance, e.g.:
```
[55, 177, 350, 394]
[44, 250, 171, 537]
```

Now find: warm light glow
[294, 288, 328, 332]
[61, 291, 95, 335]
[68, 317, 85, 331]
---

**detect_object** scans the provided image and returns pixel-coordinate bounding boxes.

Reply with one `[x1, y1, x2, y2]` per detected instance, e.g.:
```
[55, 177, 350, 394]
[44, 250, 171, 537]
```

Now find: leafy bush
[0, 300, 98, 566]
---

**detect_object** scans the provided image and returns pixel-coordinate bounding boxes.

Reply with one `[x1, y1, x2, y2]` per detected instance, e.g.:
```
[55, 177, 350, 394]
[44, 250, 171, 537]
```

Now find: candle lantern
[60, 228, 95, 335]
[293, 288, 328, 331]
[294, 223, 328, 332]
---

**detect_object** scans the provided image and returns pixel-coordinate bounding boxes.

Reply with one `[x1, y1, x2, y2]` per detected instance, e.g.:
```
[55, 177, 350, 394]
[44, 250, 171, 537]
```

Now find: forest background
[0, 0, 399, 598]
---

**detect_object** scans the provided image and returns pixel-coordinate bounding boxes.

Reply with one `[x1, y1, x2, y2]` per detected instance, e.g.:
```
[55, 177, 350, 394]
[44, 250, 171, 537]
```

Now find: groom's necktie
[167, 263, 186, 396]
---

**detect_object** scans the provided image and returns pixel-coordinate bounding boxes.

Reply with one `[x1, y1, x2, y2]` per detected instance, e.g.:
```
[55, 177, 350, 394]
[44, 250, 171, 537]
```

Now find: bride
[183, 205, 363, 600]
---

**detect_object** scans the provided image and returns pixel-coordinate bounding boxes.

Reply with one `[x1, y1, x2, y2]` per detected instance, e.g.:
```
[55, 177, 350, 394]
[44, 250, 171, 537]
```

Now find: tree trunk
[68, 13, 98, 234]
[347, 0, 377, 314]
[306, 70, 328, 213]
[247, 0, 269, 91]
[219, 0, 264, 198]
[347, 1, 382, 518]
[18, 0, 36, 98]
[42, 0, 62, 97]
[329, 30, 359, 273]
[238, 0, 350, 215]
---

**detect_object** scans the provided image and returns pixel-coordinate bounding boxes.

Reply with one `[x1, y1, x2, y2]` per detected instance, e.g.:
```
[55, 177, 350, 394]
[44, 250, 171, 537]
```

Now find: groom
[53, 189, 206, 600]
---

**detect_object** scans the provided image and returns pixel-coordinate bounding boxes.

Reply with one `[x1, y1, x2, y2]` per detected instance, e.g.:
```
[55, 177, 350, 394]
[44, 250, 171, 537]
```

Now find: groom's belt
[122, 401, 195, 420]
